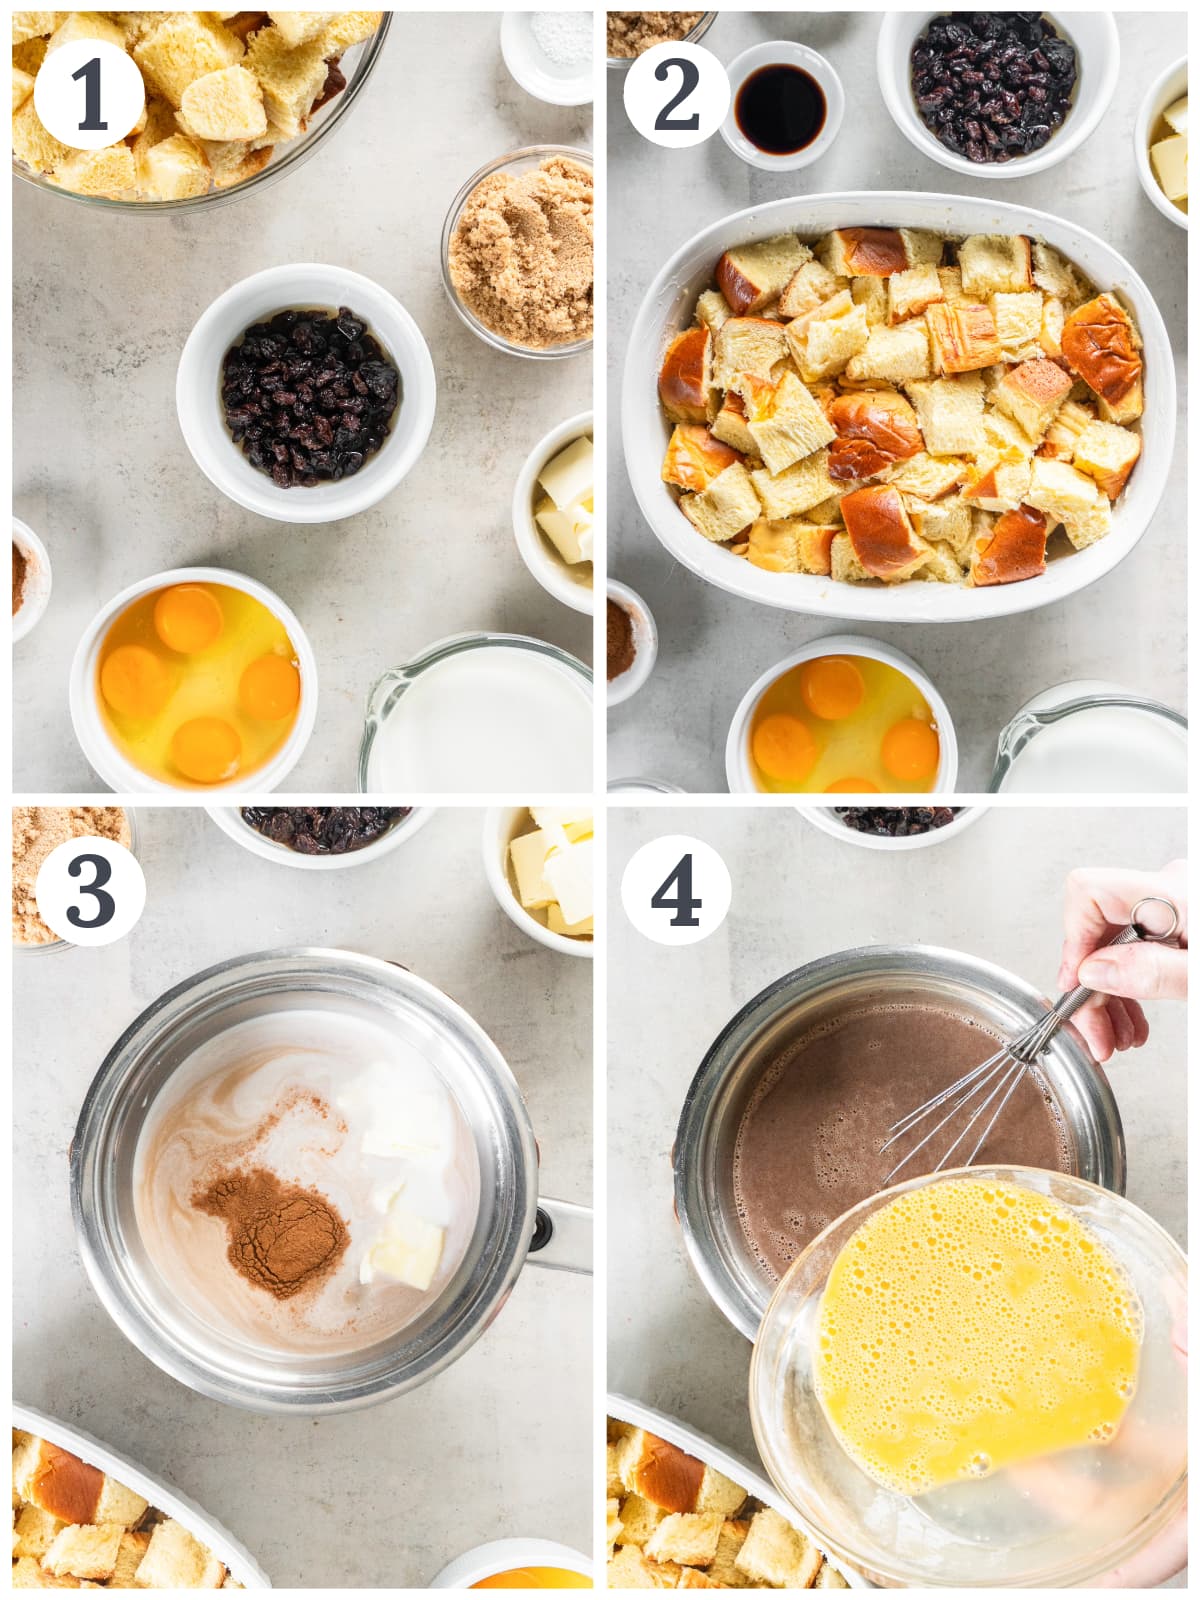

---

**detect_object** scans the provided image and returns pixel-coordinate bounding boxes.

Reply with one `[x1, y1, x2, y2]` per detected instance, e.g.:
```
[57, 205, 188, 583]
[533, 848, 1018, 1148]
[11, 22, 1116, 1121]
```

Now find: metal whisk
[880, 896, 1180, 1185]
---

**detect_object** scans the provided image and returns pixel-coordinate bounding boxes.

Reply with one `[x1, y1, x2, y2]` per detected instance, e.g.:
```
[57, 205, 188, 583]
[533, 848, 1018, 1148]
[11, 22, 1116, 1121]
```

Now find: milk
[368, 646, 592, 792]
[998, 700, 1187, 794]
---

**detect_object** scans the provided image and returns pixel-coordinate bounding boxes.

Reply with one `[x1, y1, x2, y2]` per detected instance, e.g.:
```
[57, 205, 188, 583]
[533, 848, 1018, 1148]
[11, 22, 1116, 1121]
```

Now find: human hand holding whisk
[1058, 861, 1188, 1063]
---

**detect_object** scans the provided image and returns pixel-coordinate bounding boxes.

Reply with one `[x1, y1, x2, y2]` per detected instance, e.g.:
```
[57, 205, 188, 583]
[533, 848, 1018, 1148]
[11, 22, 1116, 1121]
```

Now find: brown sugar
[194, 1165, 349, 1300]
[12, 807, 131, 946]
[607, 12, 704, 57]
[448, 155, 593, 349]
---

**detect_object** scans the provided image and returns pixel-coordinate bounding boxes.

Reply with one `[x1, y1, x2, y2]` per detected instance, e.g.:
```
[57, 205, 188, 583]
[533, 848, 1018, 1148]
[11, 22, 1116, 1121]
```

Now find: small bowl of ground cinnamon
[13, 517, 52, 644]
[442, 145, 593, 358]
[607, 579, 658, 708]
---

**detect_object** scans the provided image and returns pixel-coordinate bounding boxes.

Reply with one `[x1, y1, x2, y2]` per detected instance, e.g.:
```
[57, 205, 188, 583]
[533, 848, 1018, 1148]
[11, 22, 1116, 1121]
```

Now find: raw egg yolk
[752, 714, 818, 785]
[239, 654, 301, 721]
[800, 656, 864, 721]
[825, 777, 880, 793]
[100, 645, 172, 720]
[881, 718, 940, 783]
[154, 585, 223, 654]
[171, 717, 241, 785]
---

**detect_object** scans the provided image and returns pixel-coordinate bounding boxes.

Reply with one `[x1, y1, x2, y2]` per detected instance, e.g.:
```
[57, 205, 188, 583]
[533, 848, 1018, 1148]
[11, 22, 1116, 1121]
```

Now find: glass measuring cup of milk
[989, 681, 1187, 794]
[359, 633, 592, 793]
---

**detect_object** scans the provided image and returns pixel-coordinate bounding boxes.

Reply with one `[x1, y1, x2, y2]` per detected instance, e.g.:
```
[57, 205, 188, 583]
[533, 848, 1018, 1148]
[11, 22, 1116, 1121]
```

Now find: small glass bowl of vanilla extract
[720, 42, 845, 170]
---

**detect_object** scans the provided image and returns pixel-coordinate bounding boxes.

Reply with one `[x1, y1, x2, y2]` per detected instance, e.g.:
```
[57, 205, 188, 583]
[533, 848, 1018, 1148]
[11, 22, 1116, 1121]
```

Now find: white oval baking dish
[608, 1392, 871, 1588]
[13, 1403, 270, 1588]
[622, 191, 1174, 623]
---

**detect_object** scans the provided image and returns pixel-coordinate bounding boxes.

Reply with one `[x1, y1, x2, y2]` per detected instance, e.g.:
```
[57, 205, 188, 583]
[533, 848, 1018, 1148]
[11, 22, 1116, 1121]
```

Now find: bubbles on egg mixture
[813, 1178, 1142, 1497]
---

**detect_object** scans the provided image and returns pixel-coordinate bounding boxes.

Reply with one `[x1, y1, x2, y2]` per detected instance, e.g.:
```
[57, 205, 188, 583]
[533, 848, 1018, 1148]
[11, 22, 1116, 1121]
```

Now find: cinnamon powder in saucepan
[195, 1166, 348, 1300]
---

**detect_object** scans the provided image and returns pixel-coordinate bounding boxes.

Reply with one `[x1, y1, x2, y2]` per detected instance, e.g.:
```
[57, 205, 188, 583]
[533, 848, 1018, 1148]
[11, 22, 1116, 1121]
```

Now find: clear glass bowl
[989, 687, 1188, 794]
[750, 1165, 1187, 1588]
[440, 145, 593, 360]
[13, 807, 141, 956]
[12, 18, 390, 213]
[606, 12, 718, 66]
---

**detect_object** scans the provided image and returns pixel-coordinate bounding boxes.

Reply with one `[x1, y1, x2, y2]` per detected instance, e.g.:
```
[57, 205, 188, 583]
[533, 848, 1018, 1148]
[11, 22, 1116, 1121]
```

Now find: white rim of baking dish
[608, 1393, 871, 1587]
[622, 189, 1174, 623]
[724, 633, 958, 796]
[13, 1403, 270, 1587]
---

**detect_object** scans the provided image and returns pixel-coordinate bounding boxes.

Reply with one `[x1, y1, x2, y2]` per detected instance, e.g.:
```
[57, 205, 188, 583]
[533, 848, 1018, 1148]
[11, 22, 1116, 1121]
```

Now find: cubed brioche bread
[742, 371, 836, 475]
[1072, 419, 1141, 498]
[839, 484, 931, 580]
[662, 424, 743, 491]
[907, 493, 973, 559]
[778, 258, 844, 320]
[266, 11, 334, 48]
[890, 451, 966, 502]
[851, 274, 889, 326]
[53, 144, 137, 197]
[1023, 455, 1100, 528]
[136, 132, 210, 200]
[827, 390, 923, 480]
[12, 13, 56, 45]
[110, 1531, 152, 1589]
[676, 1570, 725, 1589]
[644, 1512, 725, 1568]
[958, 233, 1033, 297]
[710, 392, 756, 456]
[716, 234, 810, 314]
[12, 68, 36, 114]
[845, 320, 931, 383]
[1061, 496, 1112, 550]
[794, 299, 870, 383]
[1040, 397, 1097, 460]
[42, 1523, 124, 1583]
[968, 504, 1049, 586]
[713, 317, 788, 390]
[12, 98, 74, 173]
[318, 11, 385, 52]
[179, 64, 267, 141]
[915, 539, 966, 583]
[659, 326, 715, 425]
[888, 263, 943, 324]
[990, 291, 1044, 358]
[746, 518, 799, 573]
[991, 357, 1073, 441]
[695, 289, 732, 333]
[243, 24, 329, 138]
[134, 1519, 226, 1589]
[13, 1505, 64, 1560]
[133, 12, 245, 106]
[679, 464, 761, 543]
[816, 1562, 851, 1588]
[735, 1507, 824, 1590]
[706, 1520, 751, 1587]
[617, 1493, 669, 1547]
[797, 521, 839, 574]
[818, 227, 909, 277]
[926, 301, 1002, 374]
[1032, 241, 1090, 307]
[1061, 294, 1143, 424]
[962, 453, 1031, 512]
[1039, 296, 1066, 358]
[46, 12, 127, 55]
[608, 1545, 682, 1589]
[750, 451, 836, 519]
[906, 373, 984, 456]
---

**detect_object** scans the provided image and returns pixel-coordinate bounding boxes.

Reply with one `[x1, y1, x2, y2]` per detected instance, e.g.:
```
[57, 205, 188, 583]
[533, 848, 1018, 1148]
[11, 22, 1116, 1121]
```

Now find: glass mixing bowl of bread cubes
[12, 10, 388, 208]
[624, 197, 1172, 622]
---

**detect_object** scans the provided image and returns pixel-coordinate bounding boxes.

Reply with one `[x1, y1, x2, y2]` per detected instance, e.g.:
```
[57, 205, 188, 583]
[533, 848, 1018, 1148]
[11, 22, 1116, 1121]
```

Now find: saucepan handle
[528, 1197, 593, 1275]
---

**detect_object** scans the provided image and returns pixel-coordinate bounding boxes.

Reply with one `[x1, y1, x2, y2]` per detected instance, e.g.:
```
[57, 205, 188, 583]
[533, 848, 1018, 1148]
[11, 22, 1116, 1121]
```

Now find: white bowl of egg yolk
[429, 1538, 593, 1588]
[749, 1165, 1188, 1588]
[69, 567, 318, 795]
[725, 635, 957, 796]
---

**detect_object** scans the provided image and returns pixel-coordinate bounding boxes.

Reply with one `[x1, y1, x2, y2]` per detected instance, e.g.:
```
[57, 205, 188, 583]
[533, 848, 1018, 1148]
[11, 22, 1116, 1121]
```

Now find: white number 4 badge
[621, 835, 732, 946]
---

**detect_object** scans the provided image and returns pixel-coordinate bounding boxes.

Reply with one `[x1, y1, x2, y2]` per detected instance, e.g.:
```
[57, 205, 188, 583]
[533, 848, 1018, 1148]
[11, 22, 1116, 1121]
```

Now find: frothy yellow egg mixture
[97, 583, 301, 788]
[749, 655, 940, 794]
[814, 1179, 1141, 1496]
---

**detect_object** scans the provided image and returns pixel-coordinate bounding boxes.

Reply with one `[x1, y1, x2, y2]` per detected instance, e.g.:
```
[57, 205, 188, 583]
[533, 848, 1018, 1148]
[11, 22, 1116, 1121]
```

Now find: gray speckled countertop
[607, 11, 1187, 794]
[13, 807, 591, 1586]
[14, 14, 592, 792]
[607, 803, 1186, 1585]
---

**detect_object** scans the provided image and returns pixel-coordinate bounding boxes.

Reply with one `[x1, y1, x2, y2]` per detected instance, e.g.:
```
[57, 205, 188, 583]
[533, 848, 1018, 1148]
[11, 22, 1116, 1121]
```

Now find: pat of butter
[544, 835, 593, 928]
[360, 1204, 445, 1290]
[547, 901, 593, 938]
[538, 435, 593, 513]
[530, 808, 592, 842]
[1151, 132, 1188, 202]
[535, 497, 588, 565]
[361, 1085, 448, 1160]
[509, 826, 558, 908]
[1163, 95, 1188, 136]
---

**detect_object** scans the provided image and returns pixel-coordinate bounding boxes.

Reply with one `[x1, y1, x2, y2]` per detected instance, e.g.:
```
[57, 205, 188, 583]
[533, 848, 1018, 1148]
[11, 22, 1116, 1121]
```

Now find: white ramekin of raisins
[876, 11, 1119, 179]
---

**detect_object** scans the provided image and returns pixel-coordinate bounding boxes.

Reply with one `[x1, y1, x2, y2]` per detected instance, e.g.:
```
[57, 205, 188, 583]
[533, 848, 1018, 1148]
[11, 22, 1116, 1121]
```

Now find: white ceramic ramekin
[512, 411, 593, 614]
[12, 516, 52, 643]
[500, 12, 593, 106]
[482, 806, 594, 959]
[177, 264, 436, 524]
[1134, 56, 1188, 231]
[720, 41, 845, 172]
[606, 580, 657, 709]
[623, 190, 1173, 623]
[877, 12, 1120, 179]
[724, 634, 958, 795]
[206, 805, 434, 869]
[798, 802, 986, 852]
[13, 1403, 270, 1587]
[429, 1537, 593, 1587]
[69, 566, 318, 796]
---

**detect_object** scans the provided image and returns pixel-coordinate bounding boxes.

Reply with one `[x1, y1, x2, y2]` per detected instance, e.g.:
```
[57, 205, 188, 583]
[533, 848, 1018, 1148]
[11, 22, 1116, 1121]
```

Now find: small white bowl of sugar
[501, 11, 594, 106]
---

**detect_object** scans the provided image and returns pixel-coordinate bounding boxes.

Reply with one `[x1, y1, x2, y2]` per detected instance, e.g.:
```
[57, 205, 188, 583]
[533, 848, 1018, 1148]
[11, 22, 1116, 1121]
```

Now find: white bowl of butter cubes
[483, 806, 594, 958]
[1136, 58, 1187, 230]
[512, 413, 594, 614]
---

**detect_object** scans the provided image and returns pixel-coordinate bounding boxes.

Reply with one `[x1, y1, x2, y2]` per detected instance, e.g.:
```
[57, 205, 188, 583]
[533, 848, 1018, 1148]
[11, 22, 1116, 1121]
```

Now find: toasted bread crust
[1061, 294, 1142, 407]
[658, 327, 713, 425]
[839, 484, 927, 577]
[970, 504, 1048, 585]
[835, 227, 908, 276]
[828, 391, 923, 480]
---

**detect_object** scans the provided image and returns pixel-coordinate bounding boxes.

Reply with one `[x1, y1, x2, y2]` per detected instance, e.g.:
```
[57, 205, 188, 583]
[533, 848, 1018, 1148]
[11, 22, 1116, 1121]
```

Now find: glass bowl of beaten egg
[69, 566, 318, 795]
[749, 1164, 1187, 1588]
[725, 636, 958, 795]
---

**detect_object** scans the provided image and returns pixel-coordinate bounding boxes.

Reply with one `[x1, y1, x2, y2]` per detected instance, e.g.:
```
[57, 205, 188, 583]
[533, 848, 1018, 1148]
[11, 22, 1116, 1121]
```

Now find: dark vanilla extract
[735, 64, 826, 155]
